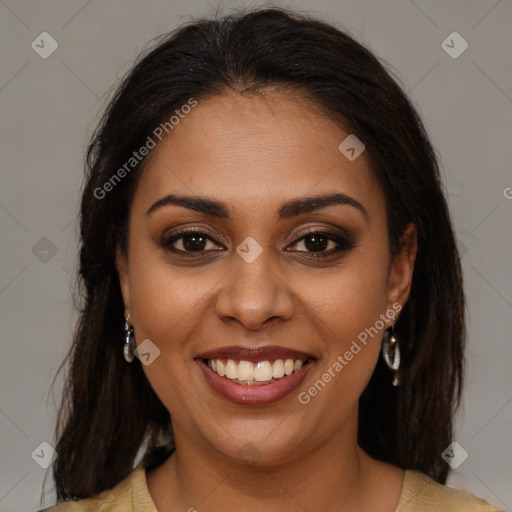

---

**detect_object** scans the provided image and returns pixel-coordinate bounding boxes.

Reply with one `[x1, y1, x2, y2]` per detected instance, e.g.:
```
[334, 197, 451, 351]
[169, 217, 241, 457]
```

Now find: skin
[116, 90, 417, 512]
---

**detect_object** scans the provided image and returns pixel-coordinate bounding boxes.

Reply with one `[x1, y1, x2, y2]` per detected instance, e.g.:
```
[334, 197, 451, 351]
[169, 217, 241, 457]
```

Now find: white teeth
[254, 361, 273, 382]
[237, 360, 255, 381]
[293, 359, 304, 371]
[208, 357, 308, 383]
[225, 359, 238, 379]
[272, 359, 285, 378]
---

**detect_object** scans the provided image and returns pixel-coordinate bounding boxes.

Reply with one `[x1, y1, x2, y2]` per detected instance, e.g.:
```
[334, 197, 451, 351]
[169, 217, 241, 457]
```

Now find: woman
[42, 7, 501, 512]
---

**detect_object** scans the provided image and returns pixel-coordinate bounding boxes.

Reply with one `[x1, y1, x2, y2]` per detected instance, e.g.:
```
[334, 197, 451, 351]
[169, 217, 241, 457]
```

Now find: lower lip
[196, 358, 316, 406]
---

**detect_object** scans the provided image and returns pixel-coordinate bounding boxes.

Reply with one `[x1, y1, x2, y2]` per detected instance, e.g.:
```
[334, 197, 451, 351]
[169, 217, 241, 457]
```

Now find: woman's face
[117, 91, 416, 465]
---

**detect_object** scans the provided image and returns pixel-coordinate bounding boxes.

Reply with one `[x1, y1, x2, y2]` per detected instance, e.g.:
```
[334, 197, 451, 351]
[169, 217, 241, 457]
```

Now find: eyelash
[158, 227, 355, 259]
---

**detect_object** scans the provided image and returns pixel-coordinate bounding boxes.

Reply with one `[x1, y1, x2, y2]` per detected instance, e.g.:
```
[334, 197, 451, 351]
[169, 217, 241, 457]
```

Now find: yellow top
[43, 467, 502, 511]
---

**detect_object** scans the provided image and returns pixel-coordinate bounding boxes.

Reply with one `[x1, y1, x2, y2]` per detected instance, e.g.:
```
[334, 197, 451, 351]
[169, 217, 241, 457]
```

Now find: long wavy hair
[49, 6, 465, 502]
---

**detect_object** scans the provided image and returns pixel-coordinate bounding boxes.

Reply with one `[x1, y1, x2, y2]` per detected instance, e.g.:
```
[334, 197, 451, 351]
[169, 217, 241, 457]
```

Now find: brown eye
[301, 233, 330, 252]
[180, 233, 208, 252]
[287, 230, 356, 257]
[160, 230, 222, 255]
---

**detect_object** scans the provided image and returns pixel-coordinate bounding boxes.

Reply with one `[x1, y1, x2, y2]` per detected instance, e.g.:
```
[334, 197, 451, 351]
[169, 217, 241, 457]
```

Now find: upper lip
[195, 345, 316, 362]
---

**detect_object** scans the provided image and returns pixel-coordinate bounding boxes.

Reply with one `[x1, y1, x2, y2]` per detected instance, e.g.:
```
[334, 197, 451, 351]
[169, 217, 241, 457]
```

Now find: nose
[214, 248, 295, 331]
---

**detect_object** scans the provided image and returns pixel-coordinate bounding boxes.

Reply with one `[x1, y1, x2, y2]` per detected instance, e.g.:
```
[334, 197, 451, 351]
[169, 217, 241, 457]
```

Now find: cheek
[130, 265, 202, 337]
[125, 238, 208, 374]
[126, 246, 214, 420]
[125, 216, 215, 336]
[297, 250, 390, 388]
[292, 286, 386, 431]
[302, 254, 389, 341]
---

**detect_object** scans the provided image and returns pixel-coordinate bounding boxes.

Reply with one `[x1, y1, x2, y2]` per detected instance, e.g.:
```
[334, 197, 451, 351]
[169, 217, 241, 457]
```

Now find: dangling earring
[382, 313, 401, 386]
[124, 314, 135, 363]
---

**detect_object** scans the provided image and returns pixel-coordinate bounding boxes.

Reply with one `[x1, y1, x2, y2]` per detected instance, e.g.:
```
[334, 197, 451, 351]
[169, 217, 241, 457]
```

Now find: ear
[115, 245, 131, 316]
[386, 223, 418, 316]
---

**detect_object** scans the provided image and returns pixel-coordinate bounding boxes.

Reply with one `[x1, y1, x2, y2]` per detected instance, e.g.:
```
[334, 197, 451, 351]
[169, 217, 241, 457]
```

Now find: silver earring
[124, 314, 135, 363]
[382, 314, 401, 386]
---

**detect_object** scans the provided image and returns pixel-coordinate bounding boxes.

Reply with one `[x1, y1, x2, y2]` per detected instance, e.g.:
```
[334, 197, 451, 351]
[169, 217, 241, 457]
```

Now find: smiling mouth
[203, 357, 314, 385]
[194, 345, 317, 405]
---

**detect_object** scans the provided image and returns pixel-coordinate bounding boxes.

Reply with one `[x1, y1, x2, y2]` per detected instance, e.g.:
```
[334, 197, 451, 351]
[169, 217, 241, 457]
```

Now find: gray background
[1, 0, 511, 510]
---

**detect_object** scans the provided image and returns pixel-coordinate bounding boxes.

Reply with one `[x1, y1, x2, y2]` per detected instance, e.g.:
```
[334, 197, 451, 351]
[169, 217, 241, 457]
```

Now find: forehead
[135, 91, 383, 218]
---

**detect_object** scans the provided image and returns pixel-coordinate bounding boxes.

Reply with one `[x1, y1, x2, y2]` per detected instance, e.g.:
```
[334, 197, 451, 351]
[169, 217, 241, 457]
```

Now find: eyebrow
[146, 192, 368, 222]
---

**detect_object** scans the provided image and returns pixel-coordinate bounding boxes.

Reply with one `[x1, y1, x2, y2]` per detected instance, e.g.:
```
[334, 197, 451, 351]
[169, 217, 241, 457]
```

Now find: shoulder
[38, 467, 158, 512]
[396, 470, 503, 511]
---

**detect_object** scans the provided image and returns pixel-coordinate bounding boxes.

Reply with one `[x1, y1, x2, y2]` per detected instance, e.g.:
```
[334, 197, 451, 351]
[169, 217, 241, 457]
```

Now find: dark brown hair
[49, 6, 465, 503]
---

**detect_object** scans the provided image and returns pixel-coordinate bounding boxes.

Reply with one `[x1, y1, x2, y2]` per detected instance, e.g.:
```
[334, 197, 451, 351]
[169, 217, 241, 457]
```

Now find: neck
[146, 412, 402, 512]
